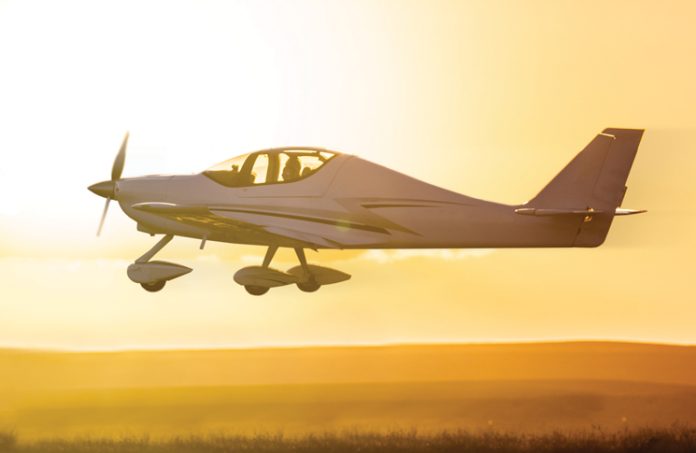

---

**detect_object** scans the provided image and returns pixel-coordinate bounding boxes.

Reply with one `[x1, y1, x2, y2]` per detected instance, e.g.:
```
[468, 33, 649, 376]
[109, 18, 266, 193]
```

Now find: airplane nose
[88, 180, 116, 199]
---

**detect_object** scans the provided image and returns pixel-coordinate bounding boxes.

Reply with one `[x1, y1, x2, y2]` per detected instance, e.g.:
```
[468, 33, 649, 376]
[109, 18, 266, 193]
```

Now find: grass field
[3, 380, 696, 440]
[0, 342, 695, 449]
[2, 427, 696, 453]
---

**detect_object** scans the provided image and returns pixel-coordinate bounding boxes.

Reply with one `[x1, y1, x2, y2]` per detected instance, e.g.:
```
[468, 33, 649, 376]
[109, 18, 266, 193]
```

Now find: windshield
[204, 149, 337, 187]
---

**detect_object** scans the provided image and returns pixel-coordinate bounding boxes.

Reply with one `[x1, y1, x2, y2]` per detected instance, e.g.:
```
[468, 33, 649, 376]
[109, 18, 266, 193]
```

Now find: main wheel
[141, 280, 166, 292]
[297, 281, 321, 293]
[245, 285, 270, 296]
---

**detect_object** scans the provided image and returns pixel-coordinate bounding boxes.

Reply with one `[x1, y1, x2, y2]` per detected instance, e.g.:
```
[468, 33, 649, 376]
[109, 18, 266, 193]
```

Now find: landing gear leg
[243, 245, 278, 296]
[262, 245, 278, 268]
[294, 247, 320, 293]
[136, 234, 173, 264]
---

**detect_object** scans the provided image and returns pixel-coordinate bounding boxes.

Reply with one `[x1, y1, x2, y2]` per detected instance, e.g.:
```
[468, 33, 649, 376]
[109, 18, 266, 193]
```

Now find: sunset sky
[0, 0, 695, 349]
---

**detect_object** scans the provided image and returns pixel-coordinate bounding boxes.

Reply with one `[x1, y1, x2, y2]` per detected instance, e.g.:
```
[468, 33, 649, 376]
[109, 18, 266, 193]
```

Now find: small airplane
[89, 128, 646, 295]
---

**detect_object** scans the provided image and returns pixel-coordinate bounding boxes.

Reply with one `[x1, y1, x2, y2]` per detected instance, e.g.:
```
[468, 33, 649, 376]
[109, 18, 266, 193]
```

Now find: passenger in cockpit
[282, 155, 301, 181]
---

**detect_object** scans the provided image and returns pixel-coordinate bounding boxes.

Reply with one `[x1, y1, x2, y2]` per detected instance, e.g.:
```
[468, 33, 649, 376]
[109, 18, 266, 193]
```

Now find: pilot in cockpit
[224, 164, 240, 185]
[282, 155, 301, 181]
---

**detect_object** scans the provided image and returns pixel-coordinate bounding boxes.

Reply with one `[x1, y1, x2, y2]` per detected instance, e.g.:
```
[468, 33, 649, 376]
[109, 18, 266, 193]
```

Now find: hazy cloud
[361, 249, 493, 263]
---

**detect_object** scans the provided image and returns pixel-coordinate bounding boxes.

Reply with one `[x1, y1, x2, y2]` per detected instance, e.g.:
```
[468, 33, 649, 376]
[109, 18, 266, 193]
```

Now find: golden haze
[0, 1, 695, 348]
[1, 342, 695, 440]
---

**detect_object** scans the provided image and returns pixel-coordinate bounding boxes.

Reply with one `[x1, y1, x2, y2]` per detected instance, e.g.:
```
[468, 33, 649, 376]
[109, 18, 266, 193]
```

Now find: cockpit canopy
[203, 147, 338, 187]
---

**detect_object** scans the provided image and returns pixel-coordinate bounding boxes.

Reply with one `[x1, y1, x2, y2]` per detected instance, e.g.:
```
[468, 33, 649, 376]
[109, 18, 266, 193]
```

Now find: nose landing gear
[127, 234, 192, 292]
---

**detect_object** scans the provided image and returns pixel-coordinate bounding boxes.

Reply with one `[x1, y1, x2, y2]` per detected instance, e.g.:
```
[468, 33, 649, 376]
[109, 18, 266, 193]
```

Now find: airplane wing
[131, 202, 343, 248]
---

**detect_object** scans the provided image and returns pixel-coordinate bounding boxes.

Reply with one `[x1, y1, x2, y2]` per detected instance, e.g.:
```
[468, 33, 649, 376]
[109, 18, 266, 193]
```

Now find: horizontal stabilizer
[615, 208, 647, 216]
[515, 207, 646, 217]
[515, 207, 605, 216]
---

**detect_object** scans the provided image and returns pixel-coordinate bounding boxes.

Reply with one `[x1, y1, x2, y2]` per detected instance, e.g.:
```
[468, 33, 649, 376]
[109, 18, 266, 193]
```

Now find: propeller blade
[97, 197, 111, 236]
[111, 132, 129, 181]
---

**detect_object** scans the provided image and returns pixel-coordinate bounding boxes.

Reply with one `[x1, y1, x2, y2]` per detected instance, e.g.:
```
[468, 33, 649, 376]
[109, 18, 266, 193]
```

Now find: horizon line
[2, 337, 695, 353]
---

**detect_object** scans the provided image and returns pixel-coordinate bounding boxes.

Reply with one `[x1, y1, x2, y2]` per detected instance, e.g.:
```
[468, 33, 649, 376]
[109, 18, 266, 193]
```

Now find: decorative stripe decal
[213, 208, 390, 235]
[362, 203, 434, 209]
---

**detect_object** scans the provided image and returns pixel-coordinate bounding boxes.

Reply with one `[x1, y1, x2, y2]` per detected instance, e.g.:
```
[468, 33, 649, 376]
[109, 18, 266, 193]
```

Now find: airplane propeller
[89, 132, 129, 236]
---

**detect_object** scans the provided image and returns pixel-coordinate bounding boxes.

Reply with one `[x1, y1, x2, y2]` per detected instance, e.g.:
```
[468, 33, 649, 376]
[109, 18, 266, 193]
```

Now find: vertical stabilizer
[526, 128, 644, 246]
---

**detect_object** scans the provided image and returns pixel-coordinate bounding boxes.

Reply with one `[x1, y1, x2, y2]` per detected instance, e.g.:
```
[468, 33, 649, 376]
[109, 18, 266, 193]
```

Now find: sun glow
[0, 0, 695, 349]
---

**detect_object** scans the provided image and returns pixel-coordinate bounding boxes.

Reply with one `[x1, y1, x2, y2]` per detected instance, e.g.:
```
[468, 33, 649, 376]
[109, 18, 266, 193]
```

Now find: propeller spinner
[88, 132, 129, 236]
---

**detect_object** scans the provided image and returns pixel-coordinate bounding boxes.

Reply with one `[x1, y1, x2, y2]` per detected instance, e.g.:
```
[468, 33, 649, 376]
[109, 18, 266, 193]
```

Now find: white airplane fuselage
[116, 154, 590, 250]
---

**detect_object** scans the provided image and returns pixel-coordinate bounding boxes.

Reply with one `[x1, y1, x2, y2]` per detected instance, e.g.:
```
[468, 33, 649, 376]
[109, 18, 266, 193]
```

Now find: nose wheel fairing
[126, 234, 192, 292]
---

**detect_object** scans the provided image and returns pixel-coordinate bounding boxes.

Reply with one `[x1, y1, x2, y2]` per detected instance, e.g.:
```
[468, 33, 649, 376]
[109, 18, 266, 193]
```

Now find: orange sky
[0, 0, 694, 349]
